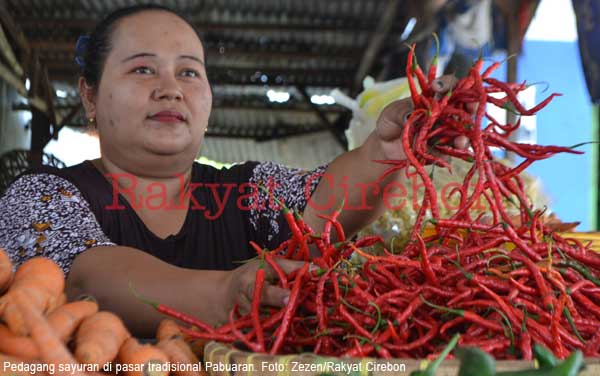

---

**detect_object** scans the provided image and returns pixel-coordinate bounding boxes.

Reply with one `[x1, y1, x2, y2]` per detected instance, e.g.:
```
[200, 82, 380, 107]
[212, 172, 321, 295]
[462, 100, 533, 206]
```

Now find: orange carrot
[186, 339, 207, 360]
[156, 338, 205, 376]
[47, 292, 68, 314]
[155, 319, 203, 376]
[0, 248, 13, 294]
[156, 319, 184, 341]
[0, 353, 45, 376]
[12, 290, 86, 376]
[0, 323, 39, 360]
[48, 300, 99, 342]
[75, 311, 131, 367]
[117, 338, 169, 376]
[0, 257, 65, 335]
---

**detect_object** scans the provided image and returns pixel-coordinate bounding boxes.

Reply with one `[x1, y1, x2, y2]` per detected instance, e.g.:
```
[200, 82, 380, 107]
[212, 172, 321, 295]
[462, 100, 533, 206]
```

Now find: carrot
[0, 248, 13, 294]
[75, 311, 131, 367]
[0, 354, 44, 376]
[48, 300, 99, 342]
[0, 257, 65, 335]
[185, 339, 208, 360]
[156, 338, 206, 376]
[156, 319, 184, 341]
[156, 320, 209, 357]
[117, 338, 169, 376]
[155, 319, 204, 376]
[48, 292, 68, 314]
[12, 290, 86, 376]
[0, 323, 39, 360]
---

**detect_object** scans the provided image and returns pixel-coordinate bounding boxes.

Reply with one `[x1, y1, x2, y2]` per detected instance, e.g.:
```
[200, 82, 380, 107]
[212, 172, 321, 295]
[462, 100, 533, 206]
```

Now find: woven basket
[559, 232, 600, 253]
[204, 342, 600, 375]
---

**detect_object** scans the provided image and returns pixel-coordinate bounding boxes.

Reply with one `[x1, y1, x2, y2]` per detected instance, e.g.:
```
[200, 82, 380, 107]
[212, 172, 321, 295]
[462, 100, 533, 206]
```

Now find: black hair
[77, 4, 200, 89]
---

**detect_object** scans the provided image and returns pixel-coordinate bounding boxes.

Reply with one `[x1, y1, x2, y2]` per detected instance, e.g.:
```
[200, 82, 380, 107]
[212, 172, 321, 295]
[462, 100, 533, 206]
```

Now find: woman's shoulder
[11, 160, 96, 184]
[3, 160, 103, 203]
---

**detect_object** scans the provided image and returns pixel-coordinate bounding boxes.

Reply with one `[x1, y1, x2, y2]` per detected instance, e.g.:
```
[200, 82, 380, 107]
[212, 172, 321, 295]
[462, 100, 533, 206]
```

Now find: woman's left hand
[374, 75, 470, 162]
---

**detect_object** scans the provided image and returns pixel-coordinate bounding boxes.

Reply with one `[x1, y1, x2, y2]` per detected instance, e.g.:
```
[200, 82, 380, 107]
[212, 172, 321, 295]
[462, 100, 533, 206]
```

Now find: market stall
[1, 1, 600, 376]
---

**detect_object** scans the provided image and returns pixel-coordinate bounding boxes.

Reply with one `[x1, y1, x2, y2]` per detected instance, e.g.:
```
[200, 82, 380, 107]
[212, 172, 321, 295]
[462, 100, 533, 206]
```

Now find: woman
[0, 5, 464, 337]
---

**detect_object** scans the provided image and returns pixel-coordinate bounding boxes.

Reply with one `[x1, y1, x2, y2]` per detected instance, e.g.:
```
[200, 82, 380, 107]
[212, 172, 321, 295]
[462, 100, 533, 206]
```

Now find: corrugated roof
[4, 0, 434, 144]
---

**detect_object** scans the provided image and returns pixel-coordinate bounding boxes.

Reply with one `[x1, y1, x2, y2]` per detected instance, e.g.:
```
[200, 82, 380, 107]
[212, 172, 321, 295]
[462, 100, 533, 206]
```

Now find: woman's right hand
[222, 258, 307, 320]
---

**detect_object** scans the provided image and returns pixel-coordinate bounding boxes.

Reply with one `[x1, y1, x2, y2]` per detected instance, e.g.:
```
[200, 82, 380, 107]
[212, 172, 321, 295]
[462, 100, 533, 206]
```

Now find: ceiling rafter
[352, 0, 402, 94]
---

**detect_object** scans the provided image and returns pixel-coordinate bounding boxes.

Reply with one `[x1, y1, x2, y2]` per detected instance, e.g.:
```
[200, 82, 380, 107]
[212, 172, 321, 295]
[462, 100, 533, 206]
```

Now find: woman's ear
[78, 77, 96, 118]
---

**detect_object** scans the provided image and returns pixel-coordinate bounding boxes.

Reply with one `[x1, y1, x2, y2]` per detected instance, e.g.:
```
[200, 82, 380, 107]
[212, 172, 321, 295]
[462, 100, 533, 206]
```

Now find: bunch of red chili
[151, 44, 600, 360]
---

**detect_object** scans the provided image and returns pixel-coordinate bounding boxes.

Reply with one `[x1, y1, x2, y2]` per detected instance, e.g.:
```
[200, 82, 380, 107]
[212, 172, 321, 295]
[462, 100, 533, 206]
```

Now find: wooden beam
[30, 40, 361, 60]
[0, 59, 47, 112]
[296, 85, 334, 129]
[28, 49, 41, 98]
[47, 66, 355, 87]
[52, 103, 82, 139]
[214, 104, 346, 114]
[13, 102, 346, 115]
[352, 0, 401, 93]
[297, 85, 347, 149]
[505, 0, 521, 162]
[0, 24, 24, 76]
[41, 64, 58, 127]
[29, 109, 51, 167]
[0, 2, 30, 57]
[17, 18, 405, 33]
[206, 124, 333, 141]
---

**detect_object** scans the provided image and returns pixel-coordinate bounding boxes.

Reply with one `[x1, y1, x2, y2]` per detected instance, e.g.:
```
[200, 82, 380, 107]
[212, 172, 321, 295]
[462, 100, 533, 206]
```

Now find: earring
[88, 117, 96, 125]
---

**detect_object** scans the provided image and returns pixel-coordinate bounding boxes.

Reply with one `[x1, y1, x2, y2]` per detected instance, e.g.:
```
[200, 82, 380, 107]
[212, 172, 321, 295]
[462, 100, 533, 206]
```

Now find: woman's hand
[222, 258, 307, 321]
[374, 75, 470, 161]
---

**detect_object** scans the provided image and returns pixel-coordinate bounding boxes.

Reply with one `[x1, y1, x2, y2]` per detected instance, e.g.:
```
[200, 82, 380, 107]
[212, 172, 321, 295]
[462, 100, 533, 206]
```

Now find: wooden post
[505, 1, 521, 162]
[26, 50, 51, 167]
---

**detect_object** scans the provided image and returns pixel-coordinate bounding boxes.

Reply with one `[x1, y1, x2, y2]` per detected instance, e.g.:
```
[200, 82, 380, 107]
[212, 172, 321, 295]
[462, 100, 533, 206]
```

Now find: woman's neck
[92, 158, 192, 211]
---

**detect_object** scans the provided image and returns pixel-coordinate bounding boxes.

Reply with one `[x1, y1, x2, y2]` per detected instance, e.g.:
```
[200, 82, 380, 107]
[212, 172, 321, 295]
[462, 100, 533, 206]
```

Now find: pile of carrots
[0, 250, 206, 376]
[161, 45, 600, 360]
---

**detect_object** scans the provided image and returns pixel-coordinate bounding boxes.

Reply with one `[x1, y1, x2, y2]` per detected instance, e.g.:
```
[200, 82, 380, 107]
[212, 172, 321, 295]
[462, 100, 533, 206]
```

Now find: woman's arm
[66, 245, 229, 338]
[303, 132, 403, 241]
[304, 76, 466, 239]
[67, 245, 302, 338]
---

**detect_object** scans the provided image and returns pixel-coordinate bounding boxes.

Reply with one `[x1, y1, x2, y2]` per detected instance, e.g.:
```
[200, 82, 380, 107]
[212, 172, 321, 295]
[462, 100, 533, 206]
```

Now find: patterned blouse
[0, 160, 327, 274]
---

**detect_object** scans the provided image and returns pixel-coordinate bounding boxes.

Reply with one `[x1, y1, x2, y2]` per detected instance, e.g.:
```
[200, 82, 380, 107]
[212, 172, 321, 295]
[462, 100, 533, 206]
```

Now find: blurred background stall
[0, 0, 597, 230]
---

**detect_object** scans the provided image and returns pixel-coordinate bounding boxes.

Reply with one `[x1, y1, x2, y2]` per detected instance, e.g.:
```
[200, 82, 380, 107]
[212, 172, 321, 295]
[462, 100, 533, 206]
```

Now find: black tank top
[30, 160, 295, 270]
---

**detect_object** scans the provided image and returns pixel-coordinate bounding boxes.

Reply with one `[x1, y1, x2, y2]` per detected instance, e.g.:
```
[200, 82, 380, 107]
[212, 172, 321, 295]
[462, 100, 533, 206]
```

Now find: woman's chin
[143, 139, 191, 156]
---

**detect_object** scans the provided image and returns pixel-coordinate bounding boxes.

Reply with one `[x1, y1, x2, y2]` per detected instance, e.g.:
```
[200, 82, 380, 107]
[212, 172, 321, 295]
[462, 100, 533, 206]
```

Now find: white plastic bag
[331, 76, 411, 150]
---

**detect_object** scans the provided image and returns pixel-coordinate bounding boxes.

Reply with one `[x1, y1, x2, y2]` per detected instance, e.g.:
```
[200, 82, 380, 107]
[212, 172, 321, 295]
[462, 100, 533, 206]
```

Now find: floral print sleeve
[0, 173, 115, 274]
[247, 161, 328, 247]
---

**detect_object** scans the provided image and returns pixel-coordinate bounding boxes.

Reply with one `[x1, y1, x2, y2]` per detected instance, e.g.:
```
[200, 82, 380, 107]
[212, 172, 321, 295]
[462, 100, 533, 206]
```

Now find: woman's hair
[76, 4, 200, 89]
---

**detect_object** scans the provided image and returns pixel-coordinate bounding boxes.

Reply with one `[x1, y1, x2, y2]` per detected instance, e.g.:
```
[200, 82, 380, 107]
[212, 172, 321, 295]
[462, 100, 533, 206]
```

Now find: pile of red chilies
[157, 45, 600, 360]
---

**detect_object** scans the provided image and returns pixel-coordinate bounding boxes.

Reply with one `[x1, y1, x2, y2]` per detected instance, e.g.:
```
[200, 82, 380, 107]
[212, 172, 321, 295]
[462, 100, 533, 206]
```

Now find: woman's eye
[181, 69, 200, 78]
[133, 66, 153, 74]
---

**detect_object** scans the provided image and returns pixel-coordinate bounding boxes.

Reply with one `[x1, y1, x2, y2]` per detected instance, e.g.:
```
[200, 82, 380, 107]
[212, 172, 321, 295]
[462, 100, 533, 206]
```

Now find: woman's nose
[152, 75, 183, 101]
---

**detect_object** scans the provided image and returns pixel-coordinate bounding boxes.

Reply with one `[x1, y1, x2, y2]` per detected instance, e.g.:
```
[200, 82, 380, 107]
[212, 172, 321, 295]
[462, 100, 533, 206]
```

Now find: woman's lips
[149, 111, 185, 123]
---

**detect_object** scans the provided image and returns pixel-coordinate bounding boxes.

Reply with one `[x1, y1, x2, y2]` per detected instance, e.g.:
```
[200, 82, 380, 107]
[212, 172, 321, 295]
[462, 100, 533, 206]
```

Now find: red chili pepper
[484, 77, 562, 115]
[270, 263, 310, 355]
[551, 293, 568, 359]
[416, 234, 439, 286]
[133, 290, 216, 333]
[179, 326, 234, 342]
[251, 268, 266, 352]
[427, 33, 440, 83]
[228, 308, 261, 352]
[263, 252, 289, 289]
[406, 44, 422, 107]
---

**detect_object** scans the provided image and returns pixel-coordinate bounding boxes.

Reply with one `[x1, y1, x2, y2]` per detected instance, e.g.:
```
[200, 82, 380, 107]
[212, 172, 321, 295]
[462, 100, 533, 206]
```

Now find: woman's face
[91, 10, 212, 175]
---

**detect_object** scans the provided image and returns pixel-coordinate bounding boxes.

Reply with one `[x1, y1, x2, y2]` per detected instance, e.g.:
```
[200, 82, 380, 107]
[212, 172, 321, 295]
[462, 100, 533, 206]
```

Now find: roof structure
[1, 0, 441, 149]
